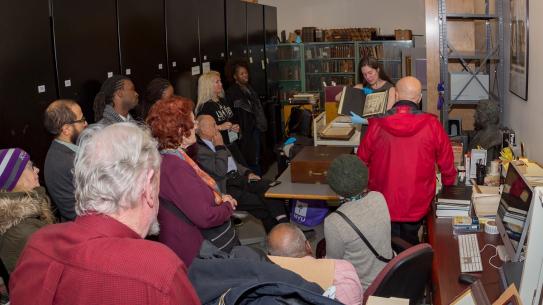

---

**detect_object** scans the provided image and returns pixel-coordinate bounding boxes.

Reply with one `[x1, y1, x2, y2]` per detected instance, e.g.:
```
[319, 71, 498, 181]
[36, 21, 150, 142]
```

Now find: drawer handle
[309, 170, 327, 176]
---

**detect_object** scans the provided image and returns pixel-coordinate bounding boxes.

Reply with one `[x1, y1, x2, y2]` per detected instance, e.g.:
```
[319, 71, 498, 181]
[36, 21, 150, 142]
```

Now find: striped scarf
[160, 148, 223, 205]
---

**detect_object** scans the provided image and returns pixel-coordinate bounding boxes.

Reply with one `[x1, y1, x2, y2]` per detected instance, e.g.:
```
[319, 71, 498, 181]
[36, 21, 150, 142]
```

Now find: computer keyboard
[458, 233, 483, 272]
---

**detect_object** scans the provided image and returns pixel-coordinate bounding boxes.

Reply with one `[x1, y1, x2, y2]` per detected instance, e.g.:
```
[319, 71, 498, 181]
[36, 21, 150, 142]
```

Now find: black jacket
[226, 84, 268, 165]
[195, 136, 250, 193]
[188, 248, 343, 305]
[44, 141, 76, 221]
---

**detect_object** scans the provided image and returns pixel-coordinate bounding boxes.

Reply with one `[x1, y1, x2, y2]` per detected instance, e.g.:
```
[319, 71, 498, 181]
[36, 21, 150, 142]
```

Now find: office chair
[363, 243, 434, 305]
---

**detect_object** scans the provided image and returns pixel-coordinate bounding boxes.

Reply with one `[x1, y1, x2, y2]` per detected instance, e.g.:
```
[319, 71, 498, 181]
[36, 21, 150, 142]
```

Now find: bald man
[195, 114, 288, 233]
[357, 76, 456, 244]
[44, 100, 88, 221]
[267, 224, 363, 305]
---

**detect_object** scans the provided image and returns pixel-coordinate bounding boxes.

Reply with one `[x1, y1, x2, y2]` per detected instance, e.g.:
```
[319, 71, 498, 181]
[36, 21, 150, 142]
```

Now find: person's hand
[221, 194, 237, 210]
[350, 111, 368, 125]
[231, 124, 240, 133]
[218, 122, 232, 131]
[248, 173, 261, 181]
[212, 131, 224, 146]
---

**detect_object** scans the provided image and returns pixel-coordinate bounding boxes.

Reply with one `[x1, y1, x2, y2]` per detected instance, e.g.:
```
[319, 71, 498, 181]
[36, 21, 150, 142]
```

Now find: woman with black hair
[336, 57, 397, 113]
[141, 78, 173, 119]
[225, 62, 267, 175]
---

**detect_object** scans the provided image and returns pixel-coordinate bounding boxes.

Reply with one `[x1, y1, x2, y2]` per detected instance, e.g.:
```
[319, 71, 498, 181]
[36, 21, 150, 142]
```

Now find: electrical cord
[480, 243, 500, 269]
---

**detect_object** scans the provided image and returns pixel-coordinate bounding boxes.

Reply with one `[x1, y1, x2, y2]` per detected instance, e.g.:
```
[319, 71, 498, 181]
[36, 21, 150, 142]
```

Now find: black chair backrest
[373, 245, 433, 304]
[0, 257, 9, 294]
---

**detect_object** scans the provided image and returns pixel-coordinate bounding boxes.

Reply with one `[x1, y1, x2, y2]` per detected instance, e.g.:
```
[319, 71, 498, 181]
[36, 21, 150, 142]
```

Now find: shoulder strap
[334, 210, 392, 263]
[160, 197, 195, 226]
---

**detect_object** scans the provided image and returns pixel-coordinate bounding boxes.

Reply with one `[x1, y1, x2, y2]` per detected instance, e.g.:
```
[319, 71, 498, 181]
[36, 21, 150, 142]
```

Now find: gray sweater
[324, 191, 393, 290]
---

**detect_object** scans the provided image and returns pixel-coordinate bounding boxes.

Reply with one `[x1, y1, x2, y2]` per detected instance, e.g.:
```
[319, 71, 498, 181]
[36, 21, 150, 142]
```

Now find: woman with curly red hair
[146, 96, 239, 266]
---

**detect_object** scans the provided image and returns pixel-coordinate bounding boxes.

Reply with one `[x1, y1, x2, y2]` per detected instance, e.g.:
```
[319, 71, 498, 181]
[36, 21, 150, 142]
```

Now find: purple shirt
[158, 154, 233, 266]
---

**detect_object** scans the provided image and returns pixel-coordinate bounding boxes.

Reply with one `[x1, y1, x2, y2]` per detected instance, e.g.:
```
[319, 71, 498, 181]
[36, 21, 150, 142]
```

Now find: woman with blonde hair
[196, 71, 241, 149]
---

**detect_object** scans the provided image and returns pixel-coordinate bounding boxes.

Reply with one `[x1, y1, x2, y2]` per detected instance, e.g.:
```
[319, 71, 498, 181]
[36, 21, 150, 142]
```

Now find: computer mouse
[458, 273, 479, 285]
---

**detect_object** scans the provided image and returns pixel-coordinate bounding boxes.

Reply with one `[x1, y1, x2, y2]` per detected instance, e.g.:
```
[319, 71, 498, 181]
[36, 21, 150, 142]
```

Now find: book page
[363, 91, 388, 117]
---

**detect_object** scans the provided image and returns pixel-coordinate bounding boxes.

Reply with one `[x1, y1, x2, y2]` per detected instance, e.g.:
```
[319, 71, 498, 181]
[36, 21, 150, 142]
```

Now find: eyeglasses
[68, 116, 86, 124]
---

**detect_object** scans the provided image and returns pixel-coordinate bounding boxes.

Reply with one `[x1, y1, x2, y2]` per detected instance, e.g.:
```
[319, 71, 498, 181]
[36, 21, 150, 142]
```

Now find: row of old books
[278, 65, 300, 81]
[306, 75, 354, 92]
[305, 60, 355, 74]
[305, 45, 355, 59]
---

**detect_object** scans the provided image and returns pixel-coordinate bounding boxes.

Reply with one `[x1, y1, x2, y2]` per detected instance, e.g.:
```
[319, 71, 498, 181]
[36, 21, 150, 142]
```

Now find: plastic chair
[363, 243, 434, 305]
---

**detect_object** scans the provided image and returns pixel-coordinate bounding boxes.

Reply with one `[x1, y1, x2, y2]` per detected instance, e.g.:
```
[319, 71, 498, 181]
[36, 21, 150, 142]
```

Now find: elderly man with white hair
[9, 123, 201, 305]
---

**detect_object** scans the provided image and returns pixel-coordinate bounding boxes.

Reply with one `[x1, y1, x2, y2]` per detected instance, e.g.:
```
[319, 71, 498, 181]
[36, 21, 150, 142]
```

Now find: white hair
[74, 122, 161, 215]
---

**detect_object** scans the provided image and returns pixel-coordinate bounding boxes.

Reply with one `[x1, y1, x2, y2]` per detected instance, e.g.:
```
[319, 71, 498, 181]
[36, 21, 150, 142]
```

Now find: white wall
[258, 0, 426, 36]
[503, 0, 543, 163]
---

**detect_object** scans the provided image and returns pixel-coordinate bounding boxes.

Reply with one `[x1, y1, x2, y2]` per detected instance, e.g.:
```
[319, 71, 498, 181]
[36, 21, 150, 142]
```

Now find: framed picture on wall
[509, 0, 529, 100]
[447, 119, 462, 136]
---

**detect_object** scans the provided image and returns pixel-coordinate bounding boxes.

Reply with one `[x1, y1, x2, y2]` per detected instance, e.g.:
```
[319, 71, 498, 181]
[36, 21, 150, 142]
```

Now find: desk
[264, 164, 340, 201]
[427, 213, 504, 305]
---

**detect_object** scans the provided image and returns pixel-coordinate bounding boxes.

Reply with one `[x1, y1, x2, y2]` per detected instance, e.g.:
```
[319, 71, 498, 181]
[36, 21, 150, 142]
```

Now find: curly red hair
[146, 96, 195, 149]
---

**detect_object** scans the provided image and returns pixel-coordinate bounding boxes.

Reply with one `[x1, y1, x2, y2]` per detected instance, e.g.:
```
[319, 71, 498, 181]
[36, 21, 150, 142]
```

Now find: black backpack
[287, 106, 313, 137]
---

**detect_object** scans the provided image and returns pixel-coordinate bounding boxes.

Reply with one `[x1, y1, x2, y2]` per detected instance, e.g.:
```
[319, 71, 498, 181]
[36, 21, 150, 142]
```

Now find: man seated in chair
[324, 155, 394, 290]
[9, 123, 200, 305]
[267, 223, 363, 305]
[195, 114, 287, 233]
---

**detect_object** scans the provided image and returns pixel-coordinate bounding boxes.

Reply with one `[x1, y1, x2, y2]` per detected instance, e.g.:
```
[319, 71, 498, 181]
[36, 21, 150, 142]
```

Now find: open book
[338, 86, 388, 117]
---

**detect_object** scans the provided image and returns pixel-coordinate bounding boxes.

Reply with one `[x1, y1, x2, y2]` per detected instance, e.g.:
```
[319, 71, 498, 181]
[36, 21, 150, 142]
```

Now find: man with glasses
[44, 99, 88, 221]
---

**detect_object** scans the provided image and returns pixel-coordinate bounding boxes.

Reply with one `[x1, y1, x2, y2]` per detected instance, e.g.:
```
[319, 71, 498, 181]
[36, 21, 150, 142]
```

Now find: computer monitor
[496, 163, 534, 262]
[518, 187, 543, 305]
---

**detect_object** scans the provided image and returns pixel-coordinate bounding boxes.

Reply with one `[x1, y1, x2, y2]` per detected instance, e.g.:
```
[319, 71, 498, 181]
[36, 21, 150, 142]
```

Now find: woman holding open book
[336, 57, 397, 124]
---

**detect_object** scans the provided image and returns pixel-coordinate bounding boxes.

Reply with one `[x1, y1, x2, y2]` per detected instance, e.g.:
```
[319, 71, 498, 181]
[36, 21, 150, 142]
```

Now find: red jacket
[357, 101, 457, 222]
[9, 214, 201, 305]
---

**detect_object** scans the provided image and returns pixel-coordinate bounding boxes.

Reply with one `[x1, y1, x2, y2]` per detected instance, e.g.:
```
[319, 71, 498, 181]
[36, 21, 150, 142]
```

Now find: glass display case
[273, 40, 414, 104]
[276, 43, 303, 103]
[304, 42, 356, 93]
[357, 40, 414, 83]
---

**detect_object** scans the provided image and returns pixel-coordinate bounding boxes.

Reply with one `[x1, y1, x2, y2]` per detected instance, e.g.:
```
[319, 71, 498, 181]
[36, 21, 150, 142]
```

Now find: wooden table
[264, 164, 340, 201]
[427, 213, 504, 305]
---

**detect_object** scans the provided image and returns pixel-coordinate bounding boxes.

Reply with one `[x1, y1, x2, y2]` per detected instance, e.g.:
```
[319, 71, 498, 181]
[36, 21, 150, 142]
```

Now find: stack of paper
[472, 185, 500, 219]
[497, 193, 528, 227]
[366, 296, 409, 305]
[436, 186, 472, 218]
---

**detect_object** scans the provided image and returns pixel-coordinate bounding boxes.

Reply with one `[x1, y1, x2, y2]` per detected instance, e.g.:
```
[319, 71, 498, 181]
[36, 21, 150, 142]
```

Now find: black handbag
[160, 197, 239, 252]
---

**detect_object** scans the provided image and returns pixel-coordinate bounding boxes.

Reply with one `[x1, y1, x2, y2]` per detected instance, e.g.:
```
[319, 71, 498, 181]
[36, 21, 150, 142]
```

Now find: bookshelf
[304, 42, 356, 93]
[275, 40, 413, 103]
[277, 43, 304, 102]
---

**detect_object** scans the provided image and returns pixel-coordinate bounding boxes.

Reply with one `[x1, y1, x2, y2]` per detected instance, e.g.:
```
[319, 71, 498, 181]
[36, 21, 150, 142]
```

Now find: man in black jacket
[195, 114, 286, 232]
[43, 99, 88, 221]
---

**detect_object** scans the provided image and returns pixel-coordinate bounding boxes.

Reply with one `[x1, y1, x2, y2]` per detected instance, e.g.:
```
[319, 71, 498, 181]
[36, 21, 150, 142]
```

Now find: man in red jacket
[357, 76, 456, 244]
[9, 123, 201, 305]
